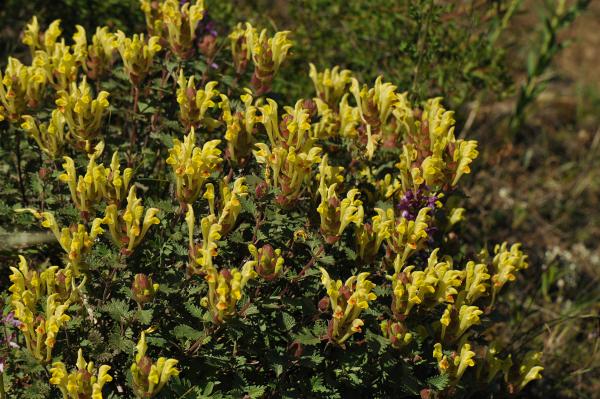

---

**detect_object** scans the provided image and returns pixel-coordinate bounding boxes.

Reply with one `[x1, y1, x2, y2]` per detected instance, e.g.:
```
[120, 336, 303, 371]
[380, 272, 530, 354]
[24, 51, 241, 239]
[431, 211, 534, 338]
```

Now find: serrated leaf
[173, 324, 203, 341]
[245, 385, 266, 398]
[102, 299, 133, 322]
[185, 302, 205, 319]
[427, 373, 450, 391]
[293, 328, 321, 345]
[281, 312, 295, 331]
[310, 375, 328, 393]
[317, 255, 335, 266]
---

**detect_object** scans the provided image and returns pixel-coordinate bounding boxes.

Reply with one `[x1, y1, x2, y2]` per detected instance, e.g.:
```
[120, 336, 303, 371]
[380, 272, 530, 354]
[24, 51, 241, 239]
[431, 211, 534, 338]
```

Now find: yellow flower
[55, 76, 110, 146]
[131, 329, 179, 397]
[253, 140, 322, 207]
[491, 243, 528, 304]
[8, 258, 78, 364]
[215, 178, 248, 235]
[166, 127, 222, 205]
[386, 207, 431, 274]
[176, 72, 222, 128]
[202, 264, 256, 323]
[115, 31, 161, 85]
[231, 23, 292, 93]
[49, 348, 112, 399]
[516, 351, 544, 390]
[85, 26, 118, 79]
[103, 186, 160, 255]
[461, 261, 490, 305]
[454, 342, 476, 379]
[319, 267, 376, 345]
[18, 209, 103, 272]
[156, 0, 205, 58]
[0, 57, 47, 122]
[457, 305, 483, 337]
[309, 63, 352, 108]
[59, 143, 133, 214]
[21, 110, 68, 158]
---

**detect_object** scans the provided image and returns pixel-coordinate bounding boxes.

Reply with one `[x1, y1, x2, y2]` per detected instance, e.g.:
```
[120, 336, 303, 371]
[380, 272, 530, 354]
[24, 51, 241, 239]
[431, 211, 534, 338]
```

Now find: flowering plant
[0, 1, 544, 397]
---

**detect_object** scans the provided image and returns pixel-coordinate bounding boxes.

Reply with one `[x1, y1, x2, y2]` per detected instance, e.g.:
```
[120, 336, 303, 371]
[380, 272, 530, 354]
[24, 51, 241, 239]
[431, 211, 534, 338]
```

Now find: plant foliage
[0, 1, 546, 398]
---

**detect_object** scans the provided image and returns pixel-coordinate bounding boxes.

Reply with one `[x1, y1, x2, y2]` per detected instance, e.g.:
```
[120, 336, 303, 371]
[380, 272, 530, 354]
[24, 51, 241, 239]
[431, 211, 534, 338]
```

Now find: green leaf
[293, 328, 321, 346]
[427, 374, 450, 391]
[173, 324, 204, 341]
[245, 385, 266, 398]
[281, 312, 295, 331]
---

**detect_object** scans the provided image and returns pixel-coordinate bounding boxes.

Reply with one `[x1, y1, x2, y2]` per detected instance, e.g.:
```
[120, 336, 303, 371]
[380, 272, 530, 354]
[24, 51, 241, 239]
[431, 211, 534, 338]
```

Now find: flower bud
[131, 273, 159, 306]
[255, 244, 284, 280]
[318, 296, 330, 312]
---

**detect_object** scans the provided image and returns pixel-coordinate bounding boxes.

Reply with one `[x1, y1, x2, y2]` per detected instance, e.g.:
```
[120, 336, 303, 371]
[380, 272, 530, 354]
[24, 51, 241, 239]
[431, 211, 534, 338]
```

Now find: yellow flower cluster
[6, 17, 110, 133]
[176, 72, 222, 129]
[20, 109, 68, 158]
[308, 63, 352, 109]
[59, 142, 133, 215]
[131, 328, 180, 398]
[314, 155, 363, 243]
[307, 66, 479, 190]
[222, 90, 258, 164]
[380, 320, 413, 349]
[229, 22, 292, 94]
[433, 341, 476, 380]
[84, 27, 118, 79]
[22, 18, 115, 90]
[141, 0, 204, 59]
[200, 262, 257, 323]
[115, 31, 161, 86]
[104, 186, 161, 255]
[5, 20, 120, 155]
[55, 76, 110, 148]
[207, 178, 248, 235]
[434, 342, 543, 390]
[186, 189, 255, 322]
[348, 77, 400, 158]
[379, 207, 432, 272]
[166, 128, 223, 205]
[186, 207, 220, 275]
[392, 97, 479, 193]
[316, 182, 364, 244]
[388, 247, 490, 317]
[488, 242, 529, 304]
[20, 209, 104, 273]
[49, 349, 112, 399]
[246, 243, 285, 280]
[375, 242, 536, 385]
[185, 179, 248, 275]
[0, 57, 47, 122]
[8, 256, 83, 363]
[319, 268, 377, 345]
[253, 99, 322, 206]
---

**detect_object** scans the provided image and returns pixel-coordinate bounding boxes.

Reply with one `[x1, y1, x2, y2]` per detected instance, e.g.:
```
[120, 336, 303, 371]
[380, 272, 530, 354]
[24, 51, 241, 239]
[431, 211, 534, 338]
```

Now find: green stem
[14, 128, 27, 205]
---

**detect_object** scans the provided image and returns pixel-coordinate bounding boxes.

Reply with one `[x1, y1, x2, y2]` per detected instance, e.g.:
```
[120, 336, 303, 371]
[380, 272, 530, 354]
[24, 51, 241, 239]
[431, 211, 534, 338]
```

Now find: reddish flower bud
[131, 273, 158, 306]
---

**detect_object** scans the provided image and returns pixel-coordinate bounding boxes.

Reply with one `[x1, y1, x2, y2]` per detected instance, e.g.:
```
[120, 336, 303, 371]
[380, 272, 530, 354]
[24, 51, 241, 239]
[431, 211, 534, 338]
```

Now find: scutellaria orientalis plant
[0, 1, 543, 397]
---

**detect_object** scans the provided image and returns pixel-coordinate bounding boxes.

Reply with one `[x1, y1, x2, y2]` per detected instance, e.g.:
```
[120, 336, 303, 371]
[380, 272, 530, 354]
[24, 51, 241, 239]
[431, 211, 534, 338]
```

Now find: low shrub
[0, 1, 544, 397]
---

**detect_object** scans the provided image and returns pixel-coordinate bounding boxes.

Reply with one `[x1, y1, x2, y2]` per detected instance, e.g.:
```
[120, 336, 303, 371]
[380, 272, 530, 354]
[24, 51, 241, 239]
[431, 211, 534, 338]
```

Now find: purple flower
[397, 189, 439, 221]
[2, 312, 22, 329]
